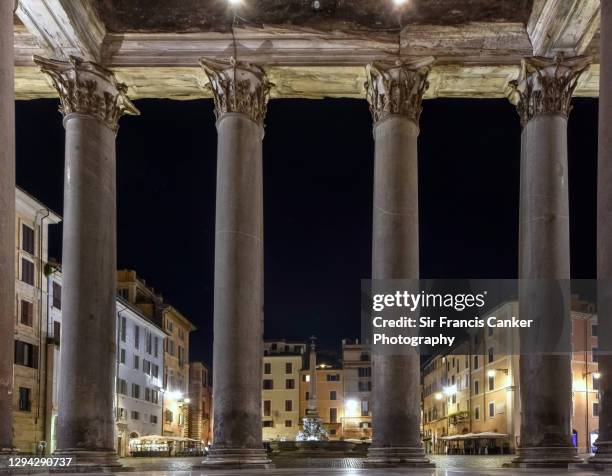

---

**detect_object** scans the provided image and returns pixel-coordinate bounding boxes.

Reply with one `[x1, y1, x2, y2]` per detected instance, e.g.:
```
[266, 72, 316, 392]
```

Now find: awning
[439, 432, 509, 441]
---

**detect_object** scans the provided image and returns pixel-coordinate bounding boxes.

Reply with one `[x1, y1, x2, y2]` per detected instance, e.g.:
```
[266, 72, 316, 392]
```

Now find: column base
[508, 446, 581, 468]
[195, 448, 274, 470]
[365, 446, 435, 468]
[0, 449, 18, 474]
[585, 440, 612, 469]
[49, 449, 124, 473]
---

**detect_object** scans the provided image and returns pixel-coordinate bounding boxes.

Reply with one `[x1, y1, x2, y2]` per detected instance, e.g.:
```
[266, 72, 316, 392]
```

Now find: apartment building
[12, 188, 61, 454]
[115, 299, 166, 456]
[341, 339, 372, 440]
[422, 299, 600, 455]
[188, 362, 213, 444]
[116, 270, 197, 437]
[262, 340, 307, 441]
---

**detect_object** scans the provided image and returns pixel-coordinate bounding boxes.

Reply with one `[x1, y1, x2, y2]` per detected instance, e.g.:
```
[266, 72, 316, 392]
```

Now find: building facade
[422, 300, 600, 455]
[341, 339, 372, 441]
[188, 361, 213, 444]
[115, 299, 166, 456]
[261, 340, 306, 441]
[116, 270, 196, 437]
[12, 188, 60, 454]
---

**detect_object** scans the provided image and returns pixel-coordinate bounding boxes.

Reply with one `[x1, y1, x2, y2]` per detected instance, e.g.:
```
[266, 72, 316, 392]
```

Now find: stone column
[365, 58, 434, 468]
[0, 0, 16, 459]
[591, 0, 612, 467]
[33, 56, 138, 470]
[508, 54, 590, 468]
[198, 58, 272, 469]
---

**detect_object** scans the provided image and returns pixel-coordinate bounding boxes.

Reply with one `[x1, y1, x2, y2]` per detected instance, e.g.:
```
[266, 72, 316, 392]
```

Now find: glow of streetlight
[434, 392, 443, 401]
[487, 369, 496, 378]
[443, 385, 457, 396]
[228, 0, 241, 5]
[593, 372, 601, 380]
[392, 0, 408, 5]
[184, 398, 191, 404]
[345, 399, 359, 416]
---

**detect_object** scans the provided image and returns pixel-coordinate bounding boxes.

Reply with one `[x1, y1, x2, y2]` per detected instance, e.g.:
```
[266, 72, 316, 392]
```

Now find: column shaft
[56, 114, 118, 463]
[199, 58, 271, 469]
[33, 56, 138, 469]
[365, 59, 433, 468]
[0, 0, 15, 455]
[509, 54, 590, 467]
[592, 0, 612, 465]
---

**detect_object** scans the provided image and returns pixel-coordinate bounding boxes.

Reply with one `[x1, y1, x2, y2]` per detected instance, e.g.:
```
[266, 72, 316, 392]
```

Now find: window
[146, 331, 152, 354]
[330, 391, 337, 401]
[263, 400, 271, 416]
[22, 224, 34, 254]
[327, 374, 340, 381]
[358, 381, 372, 392]
[474, 380, 479, 395]
[263, 421, 273, 428]
[151, 390, 159, 404]
[592, 324, 598, 337]
[285, 379, 295, 389]
[117, 378, 127, 395]
[150, 415, 158, 424]
[21, 258, 34, 285]
[131, 411, 140, 420]
[118, 288, 129, 300]
[178, 346, 185, 367]
[117, 407, 126, 419]
[134, 355, 139, 369]
[305, 391, 310, 400]
[119, 348, 126, 364]
[330, 408, 337, 423]
[488, 402, 495, 418]
[286, 362, 293, 374]
[594, 402, 600, 417]
[166, 320, 173, 332]
[154, 337, 159, 358]
[593, 347, 600, 363]
[488, 375, 495, 391]
[473, 356, 479, 369]
[18, 387, 31, 411]
[14, 341, 37, 368]
[263, 379, 273, 390]
[152, 364, 159, 379]
[145, 388, 151, 402]
[488, 347, 494, 363]
[167, 339, 175, 356]
[361, 400, 370, 416]
[264, 363, 271, 374]
[52, 282, 62, 309]
[474, 406, 480, 420]
[143, 360, 151, 375]
[131, 383, 140, 399]
[120, 316, 126, 342]
[358, 367, 371, 377]
[165, 410, 173, 423]
[20, 300, 33, 326]
[594, 374, 601, 391]
[285, 400, 293, 411]
[488, 324, 494, 337]
[285, 420, 293, 427]
[52, 321, 61, 344]
[134, 325, 140, 349]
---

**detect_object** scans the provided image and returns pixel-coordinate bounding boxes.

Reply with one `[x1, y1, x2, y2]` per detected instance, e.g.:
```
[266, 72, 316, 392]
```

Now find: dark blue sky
[15, 97, 598, 364]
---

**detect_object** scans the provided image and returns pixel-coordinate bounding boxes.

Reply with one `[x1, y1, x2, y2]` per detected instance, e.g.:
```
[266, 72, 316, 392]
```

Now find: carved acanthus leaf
[200, 57, 272, 126]
[365, 57, 434, 124]
[508, 54, 591, 127]
[33, 55, 139, 132]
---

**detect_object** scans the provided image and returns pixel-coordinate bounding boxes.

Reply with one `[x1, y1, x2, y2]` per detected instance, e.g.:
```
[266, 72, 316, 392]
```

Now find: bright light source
[443, 385, 457, 396]
[594, 372, 601, 379]
[487, 369, 496, 378]
[228, 0, 241, 5]
[393, 0, 408, 5]
[345, 399, 359, 416]
[168, 391, 183, 400]
[305, 375, 311, 383]
[184, 398, 191, 404]
[434, 392, 443, 401]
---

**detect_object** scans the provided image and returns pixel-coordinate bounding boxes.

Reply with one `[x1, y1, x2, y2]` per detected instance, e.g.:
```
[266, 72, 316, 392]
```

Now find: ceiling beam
[15, 0, 105, 61]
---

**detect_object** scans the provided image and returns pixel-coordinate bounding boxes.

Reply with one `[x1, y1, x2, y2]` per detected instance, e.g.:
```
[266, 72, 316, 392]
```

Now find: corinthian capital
[508, 54, 591, 127]
[365, 57, 434, 124]
[200, 57, 272, 126]
[33, 56, 139, 132]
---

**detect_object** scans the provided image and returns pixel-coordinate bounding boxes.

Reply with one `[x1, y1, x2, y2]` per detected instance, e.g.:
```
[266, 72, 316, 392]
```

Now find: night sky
[14, 97, 598, 365]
